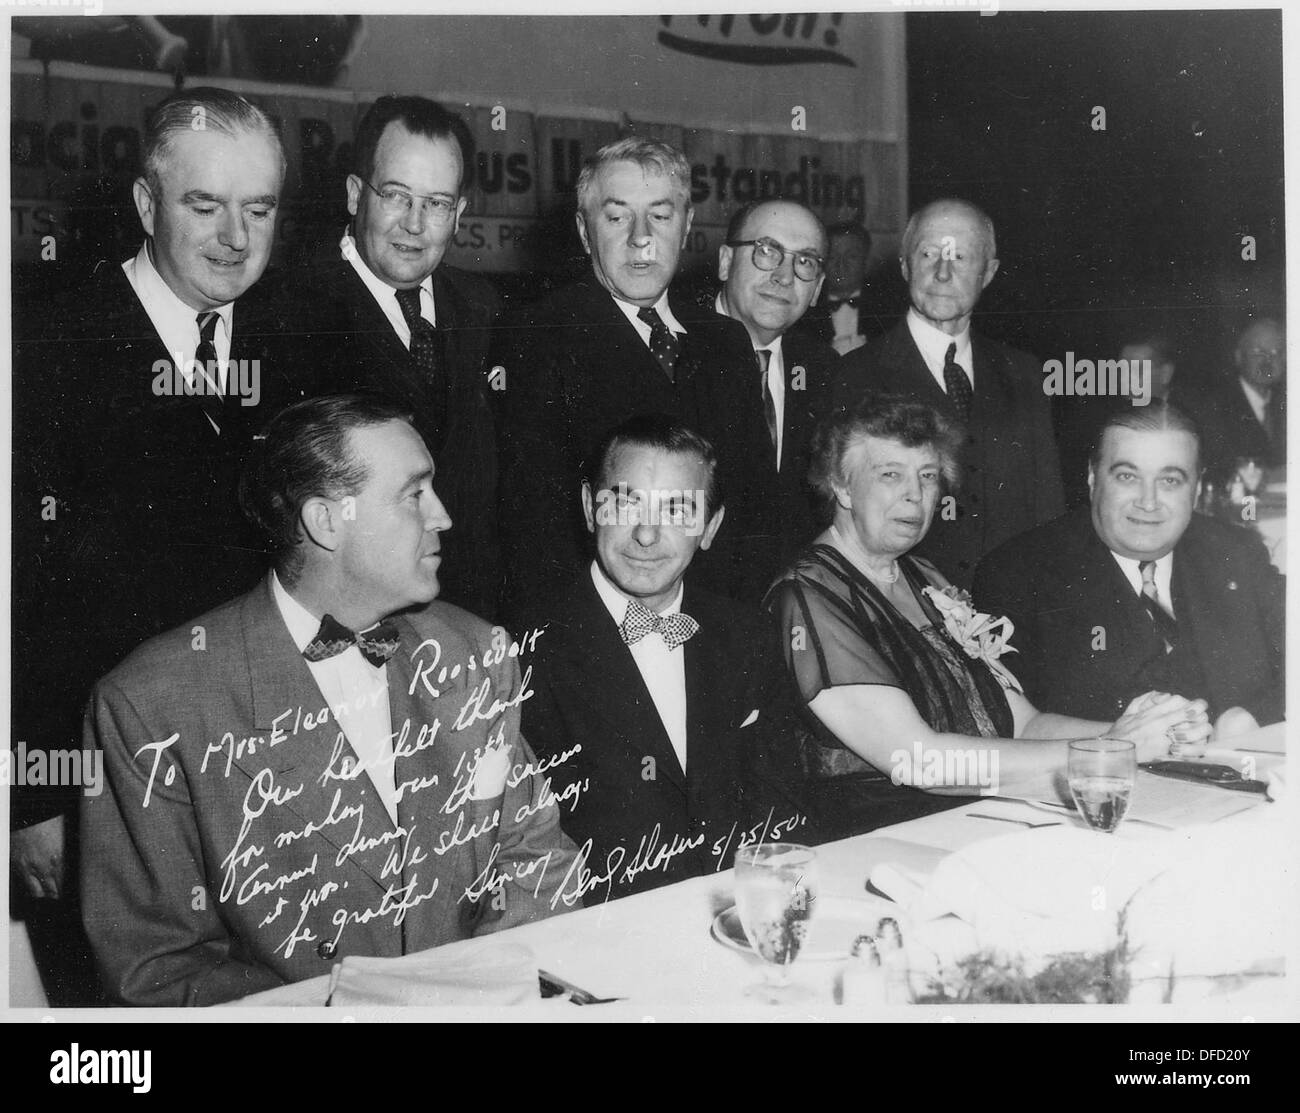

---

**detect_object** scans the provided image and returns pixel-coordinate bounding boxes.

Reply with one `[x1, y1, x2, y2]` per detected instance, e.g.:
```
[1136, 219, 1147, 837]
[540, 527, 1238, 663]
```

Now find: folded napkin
[327, 941, 541, 1007]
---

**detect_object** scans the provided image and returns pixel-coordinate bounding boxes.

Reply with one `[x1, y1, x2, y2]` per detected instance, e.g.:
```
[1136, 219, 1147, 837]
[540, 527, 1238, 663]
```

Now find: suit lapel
[565, 576, 688, 794]
[681, 587, 739, 807]
[240, 577, 398, 891]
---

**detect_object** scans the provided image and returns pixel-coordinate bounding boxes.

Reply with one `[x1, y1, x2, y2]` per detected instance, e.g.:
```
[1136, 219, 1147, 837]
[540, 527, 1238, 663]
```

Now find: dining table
[227, 724, 1289, 1017]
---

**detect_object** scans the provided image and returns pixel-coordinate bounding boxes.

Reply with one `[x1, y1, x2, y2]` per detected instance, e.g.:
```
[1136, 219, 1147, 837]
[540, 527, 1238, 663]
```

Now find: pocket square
[740, 709, 760, 728]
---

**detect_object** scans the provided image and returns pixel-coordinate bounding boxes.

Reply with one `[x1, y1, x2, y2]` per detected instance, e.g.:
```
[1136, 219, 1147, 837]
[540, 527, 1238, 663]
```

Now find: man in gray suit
[81, 394, 575, 1006]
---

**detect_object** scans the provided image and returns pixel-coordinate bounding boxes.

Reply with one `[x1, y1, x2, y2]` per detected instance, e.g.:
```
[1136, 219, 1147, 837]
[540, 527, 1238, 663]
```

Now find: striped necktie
[1138, 560, 1177, 651]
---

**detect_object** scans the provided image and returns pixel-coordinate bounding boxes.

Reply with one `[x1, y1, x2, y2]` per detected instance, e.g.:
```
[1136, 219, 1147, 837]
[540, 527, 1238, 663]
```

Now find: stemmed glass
[733, 843, 817, 1003]
[1068, 738, 1137, 833]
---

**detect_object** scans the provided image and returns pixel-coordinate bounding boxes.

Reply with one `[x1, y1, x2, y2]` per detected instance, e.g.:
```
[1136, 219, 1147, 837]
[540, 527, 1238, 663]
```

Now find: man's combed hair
[239, 393, 415, 584]
[809, 393, 963, 515]
[1090, 399, 1204, 472]
[352, 94, 473, 189]
[585, 413, 723, 519]
[142, 86, 284, 199]
[575, 136, 692, 216]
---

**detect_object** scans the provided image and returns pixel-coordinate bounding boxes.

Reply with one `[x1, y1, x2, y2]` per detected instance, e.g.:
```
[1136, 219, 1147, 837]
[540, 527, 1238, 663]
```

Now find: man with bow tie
[517, 415, 816, 907]
[81, 394, 576, 1006]
[688, 199, 838, 603]
[796, 220, 880, 356]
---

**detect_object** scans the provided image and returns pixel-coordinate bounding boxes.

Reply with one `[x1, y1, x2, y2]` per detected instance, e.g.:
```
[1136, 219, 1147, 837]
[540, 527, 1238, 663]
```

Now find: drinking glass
[733, 843, 817, 1002]
[1068, 738, 1137, 833]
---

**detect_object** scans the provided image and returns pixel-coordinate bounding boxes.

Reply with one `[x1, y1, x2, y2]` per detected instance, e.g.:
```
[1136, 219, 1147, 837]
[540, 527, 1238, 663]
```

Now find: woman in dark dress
[765, 395, 1210, 838]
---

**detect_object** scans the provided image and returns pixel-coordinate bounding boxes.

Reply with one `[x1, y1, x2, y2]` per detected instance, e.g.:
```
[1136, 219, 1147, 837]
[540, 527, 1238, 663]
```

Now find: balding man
[833, 198, 1064, 587]
[689, 199, 838, 602]
[1176, 316, 1286, 478]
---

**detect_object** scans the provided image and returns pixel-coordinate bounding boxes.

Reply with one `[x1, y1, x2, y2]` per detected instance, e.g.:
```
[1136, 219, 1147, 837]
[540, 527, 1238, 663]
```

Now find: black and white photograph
[3, 1, 1294, 1042]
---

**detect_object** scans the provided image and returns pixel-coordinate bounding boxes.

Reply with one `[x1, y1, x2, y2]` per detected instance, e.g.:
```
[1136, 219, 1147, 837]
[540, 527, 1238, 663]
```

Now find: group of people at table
[10, 89, 1285, 1006]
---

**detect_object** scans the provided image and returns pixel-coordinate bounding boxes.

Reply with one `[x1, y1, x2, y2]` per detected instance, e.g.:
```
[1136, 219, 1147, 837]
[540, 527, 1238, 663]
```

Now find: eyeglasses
[362, 180, 459, 223]
[727, 237, 824, 282]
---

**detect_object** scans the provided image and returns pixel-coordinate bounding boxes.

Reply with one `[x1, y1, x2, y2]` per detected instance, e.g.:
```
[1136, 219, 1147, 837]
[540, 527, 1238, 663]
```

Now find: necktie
[942, 341, 973, 425]
[303, 613, 401, 668]
[619, 598, 699, 650]
[756, 348, 779, 456]
[394, 284, 446, 448]
[1138, 561, 1178, 651]
[194, 311, 228, 431]
[637, 306, 681, 381]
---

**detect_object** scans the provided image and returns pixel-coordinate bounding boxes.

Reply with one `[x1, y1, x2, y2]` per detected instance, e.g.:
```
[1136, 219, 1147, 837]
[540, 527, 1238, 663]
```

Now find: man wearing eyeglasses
[291, 95, 502, 618]
[688, 199, 839, 602]
[833, 197, 1064, 587]
[1175, 316, 1286, 478]
[493, 136, 755, 621]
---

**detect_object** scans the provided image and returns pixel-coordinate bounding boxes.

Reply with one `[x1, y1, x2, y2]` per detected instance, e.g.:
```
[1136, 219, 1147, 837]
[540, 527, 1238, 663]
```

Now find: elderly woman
[765, 395, 1210, 836]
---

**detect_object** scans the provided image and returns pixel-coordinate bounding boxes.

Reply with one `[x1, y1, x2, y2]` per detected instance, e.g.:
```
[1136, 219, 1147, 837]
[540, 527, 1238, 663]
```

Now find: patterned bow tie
[303, 613, 401, 668]
[619, 599, 699, 650]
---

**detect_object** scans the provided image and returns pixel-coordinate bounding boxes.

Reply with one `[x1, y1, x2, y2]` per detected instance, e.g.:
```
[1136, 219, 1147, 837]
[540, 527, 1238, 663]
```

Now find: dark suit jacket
[834, 319, 1065, 586]
[516, 571, 816, 906]
[972, 508, 1285, 725]
[285, 254, 502, 618]
[1173, 374, 1286, 477]
[493, 278, 755, 620]
[81, 577, 576, 1006]
[10, 260, 311, 830]
[688, 313, 838, 602]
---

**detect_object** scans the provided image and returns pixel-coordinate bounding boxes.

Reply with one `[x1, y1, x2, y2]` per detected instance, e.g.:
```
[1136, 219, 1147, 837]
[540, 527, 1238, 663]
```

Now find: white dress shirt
[340, 230, 435, 348]
[1239, 377, 1271, 426]
[612, 290, 687, 347]
[123, 242, 233, 398]
[1110, 550, 1176, 619]
[907, 307, 973, 395]
[590, 561, 689, 774]
[271, 573, 399, 825]
[715, 292, 786, 467]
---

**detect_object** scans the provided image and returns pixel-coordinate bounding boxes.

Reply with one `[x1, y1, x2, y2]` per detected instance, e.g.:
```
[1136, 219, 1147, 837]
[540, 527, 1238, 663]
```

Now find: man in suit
[689, 199, 837, 602]
[289, 95, 501, 617]
[834, 198, 1064, 587]
[81, 394, 576, 1006]
[11, 87, 303, 1003]
[517, 416, 815, 906]
[1175, 316, 1286, 478]
[796, 220, 878, 355]
[493, 136, 754, 620]
[974, 402, 1283, 729]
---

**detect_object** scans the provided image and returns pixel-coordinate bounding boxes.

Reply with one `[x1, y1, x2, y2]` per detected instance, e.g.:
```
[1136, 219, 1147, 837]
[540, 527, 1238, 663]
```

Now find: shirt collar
[1109, 549, 1174, 588]
[270, 571, 324, 653]
[907, 306, 970, 367]
[1239, 376, 1271, 409]
[590, 560, 684, 626]
[340, 230, 436, 325]
[129, 241, 234, 338]
[611, 288, 686, 336]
